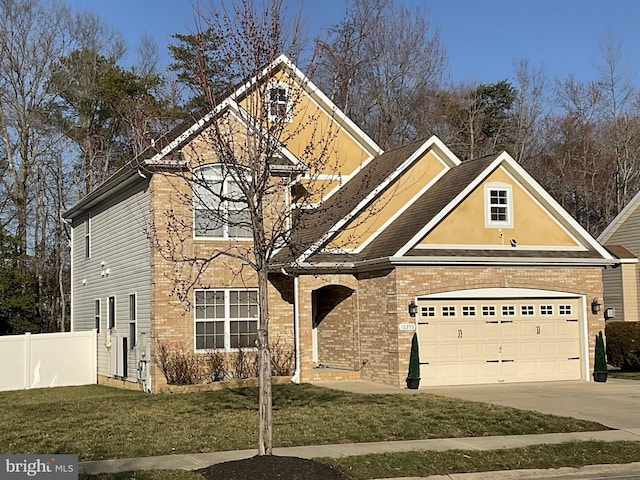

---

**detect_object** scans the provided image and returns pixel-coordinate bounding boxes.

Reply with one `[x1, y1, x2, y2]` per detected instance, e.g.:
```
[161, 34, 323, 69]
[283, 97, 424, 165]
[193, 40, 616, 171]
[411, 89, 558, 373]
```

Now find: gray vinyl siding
[603, 209, 640, 322]
[602, 267, 623, 320]
[71, 178, 151, 381]
[607, 211, 640, 258]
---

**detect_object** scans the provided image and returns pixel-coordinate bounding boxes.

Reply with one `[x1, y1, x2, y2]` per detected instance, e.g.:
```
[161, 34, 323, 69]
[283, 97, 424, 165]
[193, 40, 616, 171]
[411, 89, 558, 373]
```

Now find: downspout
[290, 273, 301, 383]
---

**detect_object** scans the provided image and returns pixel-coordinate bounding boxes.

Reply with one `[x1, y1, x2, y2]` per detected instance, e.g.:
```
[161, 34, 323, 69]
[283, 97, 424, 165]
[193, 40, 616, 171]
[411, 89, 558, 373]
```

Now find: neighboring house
[598, 193, 640, 322]
[64, 55, 616, 392]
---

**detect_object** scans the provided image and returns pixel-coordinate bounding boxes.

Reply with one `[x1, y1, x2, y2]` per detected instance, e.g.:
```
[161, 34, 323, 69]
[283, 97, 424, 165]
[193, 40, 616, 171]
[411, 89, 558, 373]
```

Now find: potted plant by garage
[594, 330, 608, 383]
[406, 332, 421, 389]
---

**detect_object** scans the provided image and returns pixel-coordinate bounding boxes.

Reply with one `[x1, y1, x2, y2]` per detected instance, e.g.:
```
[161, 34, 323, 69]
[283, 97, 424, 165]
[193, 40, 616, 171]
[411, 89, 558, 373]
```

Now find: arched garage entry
[311, 284, 357, 369]
[414, 288, 588, 387]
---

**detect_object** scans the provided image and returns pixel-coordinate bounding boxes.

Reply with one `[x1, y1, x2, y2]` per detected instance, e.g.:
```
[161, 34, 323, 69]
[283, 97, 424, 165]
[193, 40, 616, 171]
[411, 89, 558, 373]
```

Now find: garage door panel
[416, 296, 582, 387]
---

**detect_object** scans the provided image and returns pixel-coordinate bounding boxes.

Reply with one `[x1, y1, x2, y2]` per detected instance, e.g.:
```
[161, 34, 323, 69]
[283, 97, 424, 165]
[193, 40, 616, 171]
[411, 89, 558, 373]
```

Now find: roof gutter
[355, 256, 620, 271]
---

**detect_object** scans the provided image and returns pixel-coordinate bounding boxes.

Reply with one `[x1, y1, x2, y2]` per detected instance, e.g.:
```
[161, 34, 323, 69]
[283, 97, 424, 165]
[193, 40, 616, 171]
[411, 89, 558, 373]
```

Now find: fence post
[23, 332, 31, 390]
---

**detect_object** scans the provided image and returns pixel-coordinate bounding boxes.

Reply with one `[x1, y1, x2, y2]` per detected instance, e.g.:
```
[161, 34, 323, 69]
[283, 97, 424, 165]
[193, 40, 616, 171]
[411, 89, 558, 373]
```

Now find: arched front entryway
[311, 284, 358, 369]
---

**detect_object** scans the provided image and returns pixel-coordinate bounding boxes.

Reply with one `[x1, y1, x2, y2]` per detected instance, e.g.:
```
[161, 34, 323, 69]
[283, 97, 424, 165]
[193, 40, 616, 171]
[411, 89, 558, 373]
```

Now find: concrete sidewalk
[79, 428, 640, 475]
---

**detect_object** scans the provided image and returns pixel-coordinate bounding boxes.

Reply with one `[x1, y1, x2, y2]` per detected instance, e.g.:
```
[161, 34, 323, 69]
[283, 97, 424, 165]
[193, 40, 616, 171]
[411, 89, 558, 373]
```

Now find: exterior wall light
[591, 297, 602, 314]
[408, 300, 418, 317]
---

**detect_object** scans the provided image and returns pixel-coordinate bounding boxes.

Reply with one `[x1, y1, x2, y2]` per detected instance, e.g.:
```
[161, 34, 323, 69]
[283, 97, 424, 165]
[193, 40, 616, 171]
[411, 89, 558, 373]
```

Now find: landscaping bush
[605, 321, 640, 370]
[271, 337, 295, 376]
[156, 338, 294, 385]
[231, 346, 259, 379]
[205, 350, 227, 382]
[156, 341, 205, 385]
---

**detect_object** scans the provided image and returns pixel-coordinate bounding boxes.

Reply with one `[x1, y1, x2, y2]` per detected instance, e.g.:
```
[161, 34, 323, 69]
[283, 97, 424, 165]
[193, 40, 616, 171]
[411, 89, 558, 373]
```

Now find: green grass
[78, 442, 640, 480]
[324, 441, 640, 479]
[609, 371, 640, 380]
[0, 383, 607, 461]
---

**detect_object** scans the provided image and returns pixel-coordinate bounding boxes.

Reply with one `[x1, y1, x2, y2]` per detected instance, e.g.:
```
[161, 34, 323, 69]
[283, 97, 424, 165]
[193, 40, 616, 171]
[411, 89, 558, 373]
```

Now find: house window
[501, 305, 515, 316]
[85, 214, 91, 258]
[485, 183, 513, 228]
[421, 306, 435, 317]
[266, 82, 291, 122]
[94, 299, 101, 333]
[521, 305, 534, 316]
[540, 305, 553, 315]
[559, 304, 572, 315]
[193, 165, 252, 239]
[462, 306, 476, 316]
[482, 305, 496, 316]
[108, 296, 115, 329]
[129, 294, 137, 350]
[442, 306, 455, 317]
[195, 289, 259, 350]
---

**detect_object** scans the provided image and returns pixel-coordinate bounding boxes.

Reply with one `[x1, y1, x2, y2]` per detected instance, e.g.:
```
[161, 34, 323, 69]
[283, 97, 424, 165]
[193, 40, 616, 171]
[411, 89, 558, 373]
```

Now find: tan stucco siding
[421, 168, 580, 247]
[327, 150, 447, 250]
[237, 74, 372, 183]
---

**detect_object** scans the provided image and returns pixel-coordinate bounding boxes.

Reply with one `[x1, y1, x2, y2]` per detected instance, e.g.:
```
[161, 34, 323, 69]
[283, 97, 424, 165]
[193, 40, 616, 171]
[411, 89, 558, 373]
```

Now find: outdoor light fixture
[408, 300, 418, 317]
[591, 297, 602, 314]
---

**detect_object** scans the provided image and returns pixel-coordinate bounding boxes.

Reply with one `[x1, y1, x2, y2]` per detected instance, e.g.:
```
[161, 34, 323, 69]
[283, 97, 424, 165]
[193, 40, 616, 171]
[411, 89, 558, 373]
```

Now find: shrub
[156, 341, 205, 385]
[271, 337, 295, 376]
[231, 346, 258, 379]
[605, 321, 640, 370]
[594, 331, 607, 372]
[407, 332, 420, 379]
[205, 350, 227, 382]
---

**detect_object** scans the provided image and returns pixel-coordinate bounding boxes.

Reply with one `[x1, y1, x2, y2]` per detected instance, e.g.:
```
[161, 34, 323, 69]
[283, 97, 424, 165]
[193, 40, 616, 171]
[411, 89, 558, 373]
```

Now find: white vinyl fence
[0, 330, 97, 391]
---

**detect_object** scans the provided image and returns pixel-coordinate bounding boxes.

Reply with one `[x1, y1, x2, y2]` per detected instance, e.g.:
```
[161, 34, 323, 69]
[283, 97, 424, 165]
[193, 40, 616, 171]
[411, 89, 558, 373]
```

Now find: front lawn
[0, 383, 607, 461]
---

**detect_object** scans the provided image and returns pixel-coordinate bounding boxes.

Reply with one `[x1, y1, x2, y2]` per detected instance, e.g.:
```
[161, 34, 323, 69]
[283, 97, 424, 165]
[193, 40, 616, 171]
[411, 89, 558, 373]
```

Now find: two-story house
[63, 55, 616, 392]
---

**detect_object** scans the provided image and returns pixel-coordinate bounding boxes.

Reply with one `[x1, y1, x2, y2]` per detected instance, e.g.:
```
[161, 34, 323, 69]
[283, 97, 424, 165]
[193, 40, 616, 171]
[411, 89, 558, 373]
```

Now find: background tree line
[1, 0, 638, 334]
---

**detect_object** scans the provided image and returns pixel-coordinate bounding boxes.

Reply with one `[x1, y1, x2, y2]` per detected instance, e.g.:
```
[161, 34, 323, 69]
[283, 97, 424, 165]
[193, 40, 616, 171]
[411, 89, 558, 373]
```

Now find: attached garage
[415, 288, 587, 387]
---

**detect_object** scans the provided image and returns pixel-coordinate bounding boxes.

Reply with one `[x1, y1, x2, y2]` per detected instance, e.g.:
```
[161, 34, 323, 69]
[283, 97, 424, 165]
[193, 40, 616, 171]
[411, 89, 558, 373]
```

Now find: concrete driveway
[315, 378, 640, 430]
[424, 378, 640, 430]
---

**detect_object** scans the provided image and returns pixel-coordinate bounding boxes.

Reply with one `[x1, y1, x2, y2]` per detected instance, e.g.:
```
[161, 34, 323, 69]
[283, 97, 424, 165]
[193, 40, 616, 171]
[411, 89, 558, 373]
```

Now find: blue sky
[67, 0, 640, 87]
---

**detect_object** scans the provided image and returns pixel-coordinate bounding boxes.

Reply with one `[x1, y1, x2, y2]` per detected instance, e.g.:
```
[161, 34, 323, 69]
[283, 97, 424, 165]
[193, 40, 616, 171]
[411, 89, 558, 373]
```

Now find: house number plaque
[399, 323, 416, 331]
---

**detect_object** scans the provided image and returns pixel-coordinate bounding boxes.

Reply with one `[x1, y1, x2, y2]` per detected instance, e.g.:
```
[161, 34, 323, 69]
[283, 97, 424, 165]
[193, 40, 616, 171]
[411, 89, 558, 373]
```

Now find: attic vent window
[266, 82, 292, 122]
[484, 183, 513, 228]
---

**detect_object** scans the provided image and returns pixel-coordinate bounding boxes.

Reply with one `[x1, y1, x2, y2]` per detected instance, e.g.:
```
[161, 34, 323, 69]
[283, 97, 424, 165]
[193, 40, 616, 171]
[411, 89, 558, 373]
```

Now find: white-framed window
[442, 306, 455, 317]
[521, 305, 534, 316]
[195, 289, 259, 350]
[85, 213, 91, 258]
[485, 183, 513, 228]
[421, 306, 435, 317]
[559, 304, 572, 315]
[462, 306, 476, 316]
[266, 81, 292, 122]
[540, 305, 553, 315]
[482, 305, 496, 316]
[129, 293, 137, 350]
[94, 299, 101, 333]
[501, 305, 515, 316]
[193, 165, 252, 239]
[108, 296, 116, 329]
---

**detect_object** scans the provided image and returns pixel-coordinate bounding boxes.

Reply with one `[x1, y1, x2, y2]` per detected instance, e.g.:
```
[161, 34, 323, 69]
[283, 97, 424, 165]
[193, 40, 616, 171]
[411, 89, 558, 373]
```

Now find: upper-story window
[485, 182, 513, 228]
[266, 81, 292, 122]
[84, 213, 91, 258]
[193, 165, 252, 239]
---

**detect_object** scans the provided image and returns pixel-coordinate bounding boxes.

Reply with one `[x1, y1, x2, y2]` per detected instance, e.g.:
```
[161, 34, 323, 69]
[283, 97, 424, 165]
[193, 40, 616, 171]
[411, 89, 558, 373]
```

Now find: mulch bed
[196, 455, 354, 480]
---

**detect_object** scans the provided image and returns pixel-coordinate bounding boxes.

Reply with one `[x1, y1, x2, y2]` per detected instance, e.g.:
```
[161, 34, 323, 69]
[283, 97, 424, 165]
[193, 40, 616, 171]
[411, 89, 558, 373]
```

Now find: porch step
[308, 367, 362, 382]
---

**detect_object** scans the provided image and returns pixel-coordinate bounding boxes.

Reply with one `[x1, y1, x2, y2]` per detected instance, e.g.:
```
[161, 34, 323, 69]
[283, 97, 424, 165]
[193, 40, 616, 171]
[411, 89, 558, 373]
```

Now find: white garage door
[416, 296, 582, 386]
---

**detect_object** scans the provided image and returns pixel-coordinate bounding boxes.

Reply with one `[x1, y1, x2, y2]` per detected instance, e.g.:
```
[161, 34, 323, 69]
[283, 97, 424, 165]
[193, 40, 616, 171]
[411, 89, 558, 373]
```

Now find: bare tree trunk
[257, 266, 272, 455]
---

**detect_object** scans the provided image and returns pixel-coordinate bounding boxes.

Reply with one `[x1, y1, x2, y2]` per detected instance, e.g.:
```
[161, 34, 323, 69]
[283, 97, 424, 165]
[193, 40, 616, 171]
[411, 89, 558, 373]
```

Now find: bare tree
[0, 0, 73, 254]
[150, 0, 306, 456]
[510, 59, 548, 166]
[314, 0, 447, 149]
[596, 33, 640, 214]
